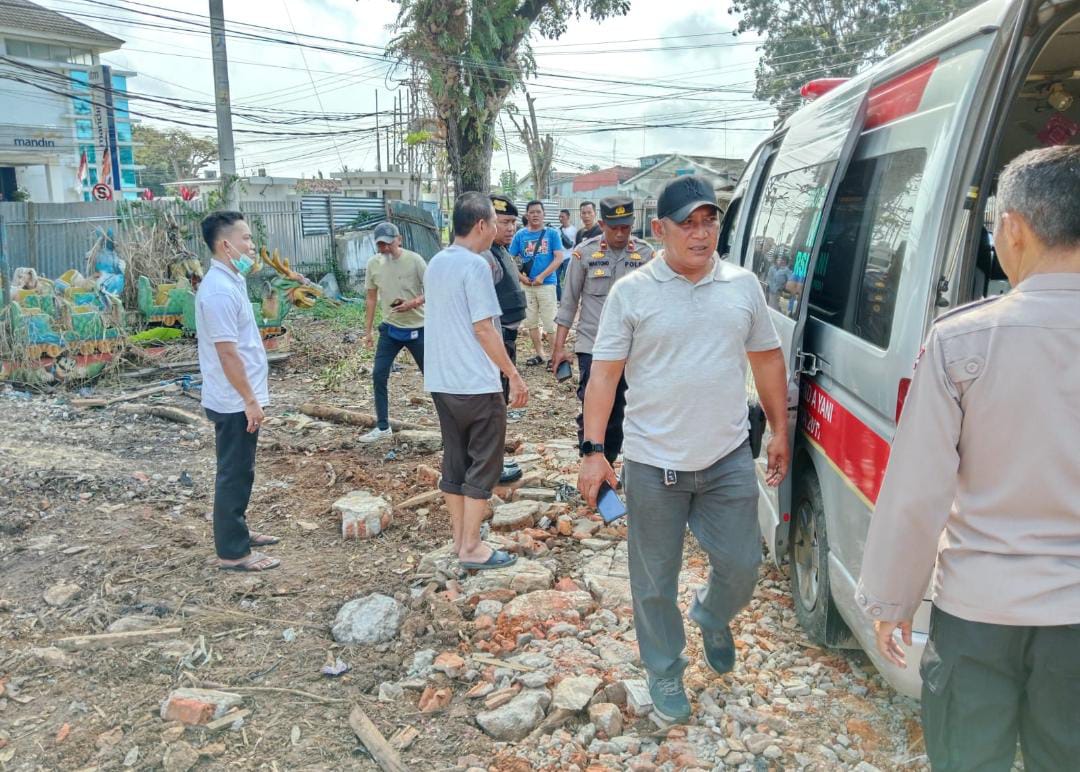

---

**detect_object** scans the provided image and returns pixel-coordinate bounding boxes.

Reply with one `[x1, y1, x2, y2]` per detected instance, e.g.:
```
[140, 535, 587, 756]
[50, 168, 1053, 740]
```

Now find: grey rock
[515, 487, 556, 502]
[162, 741, 199, 772]
[378, 682, 403, 702]
[744, 732, 774, 755]
[331, 594, 405, 645]
[622, 678, 653, 716]
[335, 490, 392, 539]
[517, 670, 551, 689]
[474, 599, 504, 617]
[396, 430, 443, 453]
[43, 581, 80, 607]
[407, 649, 436, 678]
[107, 615, 159, 633]
[475, 689, 550, 741]
[462, 557, 553, 595]
[30, 646, 73, 669]
[491, 500, 541, 531]
[764, 744, 783, 760]
[552, 675, 601, 711]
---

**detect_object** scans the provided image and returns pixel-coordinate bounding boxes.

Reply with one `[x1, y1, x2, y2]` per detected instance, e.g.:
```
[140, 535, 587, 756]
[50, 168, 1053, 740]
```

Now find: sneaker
[359, 426, 393, 443]
[499, 462, 523, 484]
[701, 624, 736, 675]
[647, 674, 691, 723]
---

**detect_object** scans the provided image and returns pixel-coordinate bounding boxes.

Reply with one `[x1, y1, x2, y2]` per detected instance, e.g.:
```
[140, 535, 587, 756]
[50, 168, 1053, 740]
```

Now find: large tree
[506, 88, 555, 199]
[389, 0, 629, 195]
[730, 0, 982, 118]
[133, 125, 218, 195]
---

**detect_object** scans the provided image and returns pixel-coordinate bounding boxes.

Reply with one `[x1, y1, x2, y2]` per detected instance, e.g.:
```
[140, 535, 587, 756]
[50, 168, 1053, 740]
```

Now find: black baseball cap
[599, 196, 634, 225]
[490, 194, 519, 218]
[656, 175, 719, 222]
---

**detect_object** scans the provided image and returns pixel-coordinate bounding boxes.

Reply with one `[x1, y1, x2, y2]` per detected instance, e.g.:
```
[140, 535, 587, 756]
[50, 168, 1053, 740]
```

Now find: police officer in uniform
[486, 194, 529, 483]
[857, 146, 1080, 771]
[552, 196, 653, 465]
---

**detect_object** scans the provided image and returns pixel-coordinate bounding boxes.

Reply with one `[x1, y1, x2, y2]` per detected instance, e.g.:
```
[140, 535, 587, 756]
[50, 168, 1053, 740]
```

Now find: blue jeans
[624, 442, 761, 679]
[373, 323, 424, 430]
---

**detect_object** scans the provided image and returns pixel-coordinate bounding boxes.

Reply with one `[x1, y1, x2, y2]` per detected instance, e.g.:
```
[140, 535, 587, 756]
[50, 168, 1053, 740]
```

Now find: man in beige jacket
[857, 145, 1080, 771]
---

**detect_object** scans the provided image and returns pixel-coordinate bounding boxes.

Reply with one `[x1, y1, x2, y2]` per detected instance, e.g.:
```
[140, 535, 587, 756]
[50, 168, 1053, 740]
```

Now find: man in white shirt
[578, 176, 788, 721]
[425, 192, 529, 570]
[195, 211, 279, 572]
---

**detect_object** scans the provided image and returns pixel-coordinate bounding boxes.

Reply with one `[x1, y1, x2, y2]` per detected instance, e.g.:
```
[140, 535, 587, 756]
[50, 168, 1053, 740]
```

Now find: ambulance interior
[974, 9, 1080, 300]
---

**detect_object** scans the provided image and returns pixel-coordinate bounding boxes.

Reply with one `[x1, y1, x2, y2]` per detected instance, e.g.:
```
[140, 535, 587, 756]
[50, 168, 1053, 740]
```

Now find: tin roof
[0, 0, 124, 50]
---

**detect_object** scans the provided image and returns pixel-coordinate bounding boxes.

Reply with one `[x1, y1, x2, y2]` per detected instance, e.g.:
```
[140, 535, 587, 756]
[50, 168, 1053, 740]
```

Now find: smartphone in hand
[556, 360, 572, 382]
[390, 298, 404, 307]
[596, 481, 626, 524]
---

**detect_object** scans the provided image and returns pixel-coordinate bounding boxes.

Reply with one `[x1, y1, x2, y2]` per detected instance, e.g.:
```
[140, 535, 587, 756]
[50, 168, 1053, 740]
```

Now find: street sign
[91, 183, 113, 201]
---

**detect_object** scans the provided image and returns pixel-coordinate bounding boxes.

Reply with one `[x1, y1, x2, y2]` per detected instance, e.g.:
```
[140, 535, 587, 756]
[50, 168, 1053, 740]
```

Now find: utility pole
[375, 91, 381, 172]
[209, 0, 238, 209]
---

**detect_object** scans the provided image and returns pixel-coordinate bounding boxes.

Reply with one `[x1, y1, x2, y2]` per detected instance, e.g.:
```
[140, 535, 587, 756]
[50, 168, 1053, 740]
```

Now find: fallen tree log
[55, 627, 183, 651]
[299, 403, 422, 432]
[116, 403, 204, 425]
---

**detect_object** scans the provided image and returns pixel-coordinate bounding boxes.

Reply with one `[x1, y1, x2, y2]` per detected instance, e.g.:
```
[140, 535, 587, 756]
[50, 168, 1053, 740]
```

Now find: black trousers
[576, 352, 627, 466]
[500, 325, 518, 404]
[373, 323, 424, 430]
[205, 408, 259, 560]
[921, 605, 1080, 772]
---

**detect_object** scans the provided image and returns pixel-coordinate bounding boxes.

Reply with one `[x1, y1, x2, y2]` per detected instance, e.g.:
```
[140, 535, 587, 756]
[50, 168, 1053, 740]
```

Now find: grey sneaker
[701, 624, 736, 675]
[647, 674, 691, 723]
[359, 426, 392, 443]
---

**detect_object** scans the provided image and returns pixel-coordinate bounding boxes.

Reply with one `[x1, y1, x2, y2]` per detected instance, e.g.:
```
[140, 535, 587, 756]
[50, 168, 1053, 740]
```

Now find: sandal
[460, 549, 517, 571]
[219, 552, 281, 572]
[250, 532, 280, 546]
[525, 356, 545, 366]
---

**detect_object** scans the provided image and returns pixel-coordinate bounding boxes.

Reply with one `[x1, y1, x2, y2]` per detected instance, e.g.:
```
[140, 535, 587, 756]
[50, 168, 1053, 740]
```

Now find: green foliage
[730, 0, 983, 118]
[389, 0, 630, 192]
[133, 125, 218, 196]
[405, 130, 435, 146]
[497, 168, 518, 197]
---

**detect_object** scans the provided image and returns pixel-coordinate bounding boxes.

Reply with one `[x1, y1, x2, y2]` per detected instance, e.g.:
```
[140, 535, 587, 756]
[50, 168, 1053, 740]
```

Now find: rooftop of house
[0, 0, 124, 50]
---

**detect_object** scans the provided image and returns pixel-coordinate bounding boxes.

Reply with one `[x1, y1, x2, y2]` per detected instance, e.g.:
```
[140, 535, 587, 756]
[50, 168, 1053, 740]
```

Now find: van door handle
[796, 350, 829, 377]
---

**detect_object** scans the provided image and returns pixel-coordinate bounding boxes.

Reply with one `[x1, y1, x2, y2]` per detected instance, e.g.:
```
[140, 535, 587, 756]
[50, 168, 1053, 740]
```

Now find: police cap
[599, 196, 634, 225]
[490, 194, 519, 218]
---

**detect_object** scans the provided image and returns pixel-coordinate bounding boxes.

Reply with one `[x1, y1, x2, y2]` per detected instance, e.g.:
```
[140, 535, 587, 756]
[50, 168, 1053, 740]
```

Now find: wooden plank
[348, 704, 410, 772]
[204, 708, 250, 732]
[55, 626, 183, 651]
[396, 490, 442, 510]
[471, 654, 536, 672]
[115, 404, 203, 425]
[72, 382, 180, 409]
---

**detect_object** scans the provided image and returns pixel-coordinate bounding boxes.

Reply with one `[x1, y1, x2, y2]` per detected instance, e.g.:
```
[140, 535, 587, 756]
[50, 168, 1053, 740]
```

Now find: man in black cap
[485, 194, 529, 483]
[553, 196, 653, 466]
[577, 176, 788, 722]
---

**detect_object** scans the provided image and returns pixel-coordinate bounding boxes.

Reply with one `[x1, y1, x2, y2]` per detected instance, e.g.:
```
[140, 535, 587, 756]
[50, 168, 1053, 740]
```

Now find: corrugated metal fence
[0, 196, 387, 281]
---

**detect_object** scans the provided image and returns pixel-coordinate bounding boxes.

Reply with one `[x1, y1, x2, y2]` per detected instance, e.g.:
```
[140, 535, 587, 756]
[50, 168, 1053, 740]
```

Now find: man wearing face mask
[553, 196, 653, 466]
[195, 211, 280, 572]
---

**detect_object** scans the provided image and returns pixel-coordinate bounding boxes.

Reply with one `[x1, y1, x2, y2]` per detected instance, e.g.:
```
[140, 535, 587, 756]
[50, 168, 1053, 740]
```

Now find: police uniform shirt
[856, 273, 1080, 627]
[554, 234, 654, 354]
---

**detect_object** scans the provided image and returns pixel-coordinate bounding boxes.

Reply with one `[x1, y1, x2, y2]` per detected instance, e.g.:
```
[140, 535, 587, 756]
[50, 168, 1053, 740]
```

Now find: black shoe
[499, 462, 523, 484]
[701, 624, 736, 675]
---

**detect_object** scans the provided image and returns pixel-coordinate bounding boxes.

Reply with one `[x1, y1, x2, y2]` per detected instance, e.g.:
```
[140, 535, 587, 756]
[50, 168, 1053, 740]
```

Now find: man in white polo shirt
[577, 176, 788, 721]
[195, 211, 279, 572]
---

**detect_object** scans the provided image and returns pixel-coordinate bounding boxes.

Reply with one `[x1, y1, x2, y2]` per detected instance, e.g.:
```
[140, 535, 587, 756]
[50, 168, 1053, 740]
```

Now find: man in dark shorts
[424, 192, 529, 570]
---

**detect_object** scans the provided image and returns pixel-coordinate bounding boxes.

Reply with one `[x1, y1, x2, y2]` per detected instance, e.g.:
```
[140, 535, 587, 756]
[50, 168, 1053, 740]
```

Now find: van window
[749, 162, 836, 320]
[809, 148, 926, 348]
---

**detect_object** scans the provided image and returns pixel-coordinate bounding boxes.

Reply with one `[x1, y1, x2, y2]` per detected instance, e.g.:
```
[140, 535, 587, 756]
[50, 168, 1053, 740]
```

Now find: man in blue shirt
[510, 200, 564, 365]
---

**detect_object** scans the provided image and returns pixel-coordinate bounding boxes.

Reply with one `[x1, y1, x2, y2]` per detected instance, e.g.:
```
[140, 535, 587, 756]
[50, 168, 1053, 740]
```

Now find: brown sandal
[219, 552, 280, 572]
[250, 533, 280, 546]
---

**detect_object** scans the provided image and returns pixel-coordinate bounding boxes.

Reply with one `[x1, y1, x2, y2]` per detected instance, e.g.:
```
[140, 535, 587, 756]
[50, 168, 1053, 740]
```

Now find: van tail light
[895, 377, 912, 422]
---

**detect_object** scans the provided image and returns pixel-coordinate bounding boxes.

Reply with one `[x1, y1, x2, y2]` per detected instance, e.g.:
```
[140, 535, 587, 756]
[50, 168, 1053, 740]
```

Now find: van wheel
[789, 474, 853, 647]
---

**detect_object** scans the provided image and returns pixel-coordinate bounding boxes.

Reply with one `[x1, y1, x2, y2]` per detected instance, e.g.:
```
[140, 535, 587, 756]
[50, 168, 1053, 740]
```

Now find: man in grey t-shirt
[425, 192, 529, 571]
[577, 176, 789, 722]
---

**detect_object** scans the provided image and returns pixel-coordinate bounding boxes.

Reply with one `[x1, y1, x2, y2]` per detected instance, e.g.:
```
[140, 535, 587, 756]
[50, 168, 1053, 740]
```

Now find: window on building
[4, 39, 28, 57]
[747, 161, 836, 320]
[115, 121, 132, 142]
[808, 148, 926, 349]
[75, 120, 93, 140]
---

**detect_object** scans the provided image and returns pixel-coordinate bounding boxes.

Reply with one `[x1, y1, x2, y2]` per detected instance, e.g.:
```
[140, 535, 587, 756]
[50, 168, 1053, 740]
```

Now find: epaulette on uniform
[931, 294, 1004, 326]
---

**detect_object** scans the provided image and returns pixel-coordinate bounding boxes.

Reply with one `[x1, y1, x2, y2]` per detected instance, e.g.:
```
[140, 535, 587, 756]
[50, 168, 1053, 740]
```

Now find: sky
[42, 0, 779, 182]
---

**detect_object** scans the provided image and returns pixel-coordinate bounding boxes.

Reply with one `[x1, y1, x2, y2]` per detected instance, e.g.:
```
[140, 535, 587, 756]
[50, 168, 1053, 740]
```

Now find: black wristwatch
[579, 440, 605, 457]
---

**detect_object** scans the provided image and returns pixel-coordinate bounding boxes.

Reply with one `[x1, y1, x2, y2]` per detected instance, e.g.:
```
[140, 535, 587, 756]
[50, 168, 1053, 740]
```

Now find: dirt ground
[0, 313, 928, 771]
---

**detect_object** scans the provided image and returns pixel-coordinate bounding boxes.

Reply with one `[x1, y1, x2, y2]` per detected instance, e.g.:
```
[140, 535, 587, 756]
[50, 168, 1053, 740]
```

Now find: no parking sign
[91, 183, 113, 201]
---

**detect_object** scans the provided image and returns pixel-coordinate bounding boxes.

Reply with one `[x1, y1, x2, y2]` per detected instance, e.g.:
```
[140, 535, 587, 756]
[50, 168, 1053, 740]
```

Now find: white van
[722, 0, 1080, 697]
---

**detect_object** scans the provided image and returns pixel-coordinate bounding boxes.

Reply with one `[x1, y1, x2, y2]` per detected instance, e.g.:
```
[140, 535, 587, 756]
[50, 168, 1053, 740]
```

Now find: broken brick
[159, 689, 243, 726]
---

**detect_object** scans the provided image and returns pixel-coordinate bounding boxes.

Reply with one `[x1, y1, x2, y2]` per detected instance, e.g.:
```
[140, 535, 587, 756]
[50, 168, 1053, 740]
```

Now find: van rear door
[743, 81, 870, 562]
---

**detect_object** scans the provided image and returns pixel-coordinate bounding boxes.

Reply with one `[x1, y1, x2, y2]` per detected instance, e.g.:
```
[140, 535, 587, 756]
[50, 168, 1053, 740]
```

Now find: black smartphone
[390, 298, 404, 307]
[556, 360, 572, 382]
[596, 482, 627, 524]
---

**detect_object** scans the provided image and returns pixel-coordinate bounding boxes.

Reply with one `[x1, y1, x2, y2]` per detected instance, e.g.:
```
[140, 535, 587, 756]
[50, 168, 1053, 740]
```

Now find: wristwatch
[579, 440, 605, 457]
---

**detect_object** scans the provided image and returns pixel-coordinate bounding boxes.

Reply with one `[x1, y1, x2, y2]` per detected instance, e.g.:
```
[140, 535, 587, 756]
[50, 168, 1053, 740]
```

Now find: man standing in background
[510, 200, 564, 365]
[361, 222, 426, 443]
[196, 211, 280, 572]
[425, 192, 530, 570]
[575, 200, 602, 246]
[486, 194, 529, 484]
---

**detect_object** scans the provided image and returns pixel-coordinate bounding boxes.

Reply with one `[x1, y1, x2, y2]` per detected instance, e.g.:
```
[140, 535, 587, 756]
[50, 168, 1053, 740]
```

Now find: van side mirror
[935, 275, 950, 307]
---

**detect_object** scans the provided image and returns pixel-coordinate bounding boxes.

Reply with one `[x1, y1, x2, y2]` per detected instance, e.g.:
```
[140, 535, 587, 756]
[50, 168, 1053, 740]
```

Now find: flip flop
[461, 549, 517, 571]
[525, 356, 545, 366]
[219, 552, 281, 572]
[250, 533, 280, 546]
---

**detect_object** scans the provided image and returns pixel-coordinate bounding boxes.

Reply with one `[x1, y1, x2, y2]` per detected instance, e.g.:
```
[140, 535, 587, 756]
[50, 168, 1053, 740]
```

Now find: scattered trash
[320, 658, 350, 677]
[282, 628, 297, 643]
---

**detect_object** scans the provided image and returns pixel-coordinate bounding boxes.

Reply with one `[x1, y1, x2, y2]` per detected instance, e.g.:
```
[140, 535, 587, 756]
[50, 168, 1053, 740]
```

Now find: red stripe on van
[865, 58, 938, 130]
[799, 378, 892, 504]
